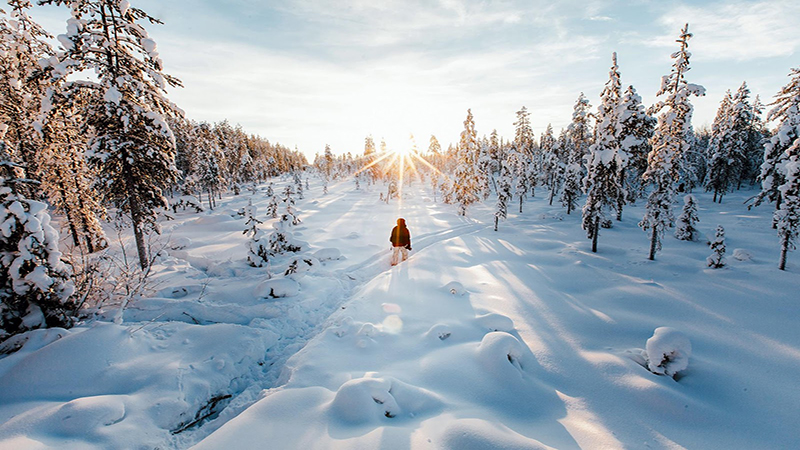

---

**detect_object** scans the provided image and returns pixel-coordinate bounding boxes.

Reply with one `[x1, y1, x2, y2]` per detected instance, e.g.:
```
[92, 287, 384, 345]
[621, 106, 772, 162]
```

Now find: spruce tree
[243, 200, 269, 268]
[707, 225, 726, 268]
[640, 24, 705, 260]
[705, 90, 735, 202]
[494, 159, 512, 231]
[675, 194, 700, 241]
[753, 67, 800, 250]
[618, 85, 655, 201]
[561, 94, 592, 208]
[1, 157, 75, 340]
[44, 0, 183, 269]
[453, 109, 480, 216]
[582, 53, 626, 252]
[0, 0, 53, 181]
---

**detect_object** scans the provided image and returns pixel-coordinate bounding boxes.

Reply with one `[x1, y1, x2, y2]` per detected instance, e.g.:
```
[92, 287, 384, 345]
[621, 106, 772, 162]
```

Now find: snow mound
[52, 395, 126, 435]
[169, 237, 192, 250]
[156, 284, 204, 299]
[474, 313, 515, 332]
[345, 232, 360, 239]
[313, 248, 342, 261]
[328, 375, 443, 424]
[444, 281, 466, 296]
[424, 323, 453, 342]
[254, 278, 300, 299]
[646, 327, 692, 377]
[477, 332, 526, 377]
[732, 248, 752, 261]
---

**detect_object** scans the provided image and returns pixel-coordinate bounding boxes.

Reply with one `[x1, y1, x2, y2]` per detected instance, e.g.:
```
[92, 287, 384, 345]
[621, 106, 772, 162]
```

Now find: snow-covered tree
[45, 0, 183, 269]
[752, 68, 800, 268]
[560, 94, 592, 209]
[582, 53, 626, 251]
[640, 24, 705, 260]
[776, 157, 800, 270]
[618, 85, 655, 201]
[675, 194, 700, 241]
[514, 106, 535, 159]
[494, 159, 512, 231]
[0, 168, 75, 340]
[243, 200, 269, 268]
[707, 225, 726, 268]
[0, 0, 54, 181]
[511, 146, 529, 213]
[705, 90, 735, 202]
[453, 109, 480, 216]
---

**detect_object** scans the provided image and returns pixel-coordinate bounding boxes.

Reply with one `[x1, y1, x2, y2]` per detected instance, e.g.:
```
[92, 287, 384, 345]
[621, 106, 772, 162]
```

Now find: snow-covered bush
[645, 327, 691, 378]
[171, 195, 204, 213]
[707, 225, 726, 268]
[732, 248, 752, 261]
[1, 183, 75, 340]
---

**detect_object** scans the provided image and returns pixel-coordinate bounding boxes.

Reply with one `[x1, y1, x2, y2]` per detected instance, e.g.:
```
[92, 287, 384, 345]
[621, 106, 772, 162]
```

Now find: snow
[645, 327, 692, 377]
[1, 179, 799, 449]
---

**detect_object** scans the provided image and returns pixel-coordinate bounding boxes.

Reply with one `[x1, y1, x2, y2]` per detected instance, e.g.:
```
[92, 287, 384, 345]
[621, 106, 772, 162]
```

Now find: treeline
[339, 25, 798, 271]
[0, 0, 303, 341]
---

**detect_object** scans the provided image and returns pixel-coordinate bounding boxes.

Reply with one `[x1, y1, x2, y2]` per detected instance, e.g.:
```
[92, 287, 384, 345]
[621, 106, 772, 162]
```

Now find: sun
[392, 145, 414, 156]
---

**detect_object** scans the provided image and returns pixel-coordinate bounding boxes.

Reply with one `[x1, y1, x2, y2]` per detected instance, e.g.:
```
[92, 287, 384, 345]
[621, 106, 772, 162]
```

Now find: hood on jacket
[397, 218, 406, 227]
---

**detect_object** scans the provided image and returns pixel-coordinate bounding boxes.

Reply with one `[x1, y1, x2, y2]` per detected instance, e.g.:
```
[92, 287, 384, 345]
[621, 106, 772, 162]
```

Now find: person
[389, 218, 411, 266]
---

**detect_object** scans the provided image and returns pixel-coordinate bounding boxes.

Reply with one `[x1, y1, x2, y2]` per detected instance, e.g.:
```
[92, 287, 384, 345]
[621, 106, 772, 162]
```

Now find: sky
[30, 0, 800, 159]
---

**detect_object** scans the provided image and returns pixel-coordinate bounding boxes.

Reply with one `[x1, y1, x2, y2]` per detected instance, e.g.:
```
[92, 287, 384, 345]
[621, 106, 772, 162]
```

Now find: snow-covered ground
[1, 176, 798, 449]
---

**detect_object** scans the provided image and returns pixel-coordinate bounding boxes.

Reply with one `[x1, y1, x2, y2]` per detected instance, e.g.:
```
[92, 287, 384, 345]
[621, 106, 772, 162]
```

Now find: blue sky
[32, 0, 800, 159]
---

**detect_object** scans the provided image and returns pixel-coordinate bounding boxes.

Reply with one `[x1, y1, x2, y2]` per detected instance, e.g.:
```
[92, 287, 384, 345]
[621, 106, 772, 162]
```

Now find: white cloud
[656, 1, 800, 60]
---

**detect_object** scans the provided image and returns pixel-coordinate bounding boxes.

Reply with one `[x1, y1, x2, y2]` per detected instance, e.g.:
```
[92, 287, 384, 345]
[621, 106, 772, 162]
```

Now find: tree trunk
[779, 238, 788, 270]
[126, 173, 149, 269]
[648, 227, 658, 261]
[494, 215, 498, 232]
[548, 184, 556, 206]
[58, 186, 81, 249]
[519, 196, 523, 213]
[592, 217, 599, 253]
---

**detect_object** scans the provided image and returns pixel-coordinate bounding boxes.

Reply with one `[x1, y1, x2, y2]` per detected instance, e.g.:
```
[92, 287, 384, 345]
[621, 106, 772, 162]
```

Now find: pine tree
[514, 106, 535, 159]
[0, 0, 54, 182]
[44, 0, 183, 269]
[1, 159, 75, 340]
[753, 68, 800, 261]
[561, 94, 592, 208]
[776, 156, 800, 270]
[494, 159, 512, 231]
[707, 225, 726, 268]
[640, 24, 705, 260]
[619, 85, 656, 201]
[705, 90, 735, 202]
[675, 194, 700, 241]
[582, 53, 626, 251]
[511, 146, 529, 213]
[453, 109, 480, 216]
[267, 195, 278, 219]
[36, 89, 107, 253]
[243, 200, 269, 268]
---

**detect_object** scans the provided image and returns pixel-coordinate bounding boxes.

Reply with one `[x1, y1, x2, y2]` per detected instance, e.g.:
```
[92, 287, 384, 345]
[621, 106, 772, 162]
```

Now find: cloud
[655, 0, 800, 60]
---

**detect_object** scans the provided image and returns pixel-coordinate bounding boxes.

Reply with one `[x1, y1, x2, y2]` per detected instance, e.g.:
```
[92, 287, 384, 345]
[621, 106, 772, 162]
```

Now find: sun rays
[351, 142, 451, 210]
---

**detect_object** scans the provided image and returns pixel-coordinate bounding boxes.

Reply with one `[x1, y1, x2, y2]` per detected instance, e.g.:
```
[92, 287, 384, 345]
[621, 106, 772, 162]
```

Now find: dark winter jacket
[390, 219, 411, 249]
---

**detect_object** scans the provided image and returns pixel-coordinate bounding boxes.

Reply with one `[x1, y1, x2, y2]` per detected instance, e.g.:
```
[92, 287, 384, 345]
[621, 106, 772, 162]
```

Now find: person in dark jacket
[390, 218, 411, 265]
